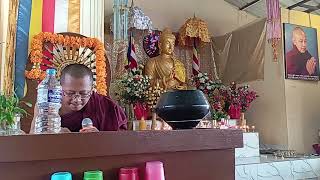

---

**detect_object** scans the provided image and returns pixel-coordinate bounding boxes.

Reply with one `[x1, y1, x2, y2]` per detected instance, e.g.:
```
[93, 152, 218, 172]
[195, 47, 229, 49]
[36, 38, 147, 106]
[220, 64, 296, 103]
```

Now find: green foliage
[0, 93, 31, 128]
[211, 110, 228, 121]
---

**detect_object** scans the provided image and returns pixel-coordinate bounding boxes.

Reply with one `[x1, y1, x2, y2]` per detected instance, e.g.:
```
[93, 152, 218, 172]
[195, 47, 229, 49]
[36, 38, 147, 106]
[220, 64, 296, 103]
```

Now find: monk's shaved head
[292, 27, 307, 53]
[61, 64, 93, 85]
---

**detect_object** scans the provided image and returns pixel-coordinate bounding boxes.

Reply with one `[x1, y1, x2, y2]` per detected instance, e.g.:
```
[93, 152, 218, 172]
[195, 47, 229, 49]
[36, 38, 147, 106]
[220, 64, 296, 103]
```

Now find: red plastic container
[119, 167, 139, 180]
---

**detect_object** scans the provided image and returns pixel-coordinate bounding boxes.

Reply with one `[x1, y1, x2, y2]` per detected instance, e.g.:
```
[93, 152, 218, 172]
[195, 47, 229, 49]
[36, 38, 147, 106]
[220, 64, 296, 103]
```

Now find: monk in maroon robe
[286, 27, 317, 76]
[61, 92, 127, 132]
[31, 64, 127, 133]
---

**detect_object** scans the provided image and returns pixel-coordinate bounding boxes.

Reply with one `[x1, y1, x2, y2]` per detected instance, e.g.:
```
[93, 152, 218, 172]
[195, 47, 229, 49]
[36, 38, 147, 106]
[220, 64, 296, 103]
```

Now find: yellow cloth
[172, 56, 186, 84]
[68, 0, 80, 33]
[28, 0, 42, 51]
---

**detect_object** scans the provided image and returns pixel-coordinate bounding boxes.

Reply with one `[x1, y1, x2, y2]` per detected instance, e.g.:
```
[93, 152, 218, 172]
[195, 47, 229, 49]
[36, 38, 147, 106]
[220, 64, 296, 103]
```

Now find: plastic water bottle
[34, 69, 62, 134]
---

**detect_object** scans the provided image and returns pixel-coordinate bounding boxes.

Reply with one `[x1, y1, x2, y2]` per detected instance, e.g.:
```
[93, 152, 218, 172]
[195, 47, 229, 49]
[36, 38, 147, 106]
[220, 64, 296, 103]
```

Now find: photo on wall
[283, 23, 319, 81]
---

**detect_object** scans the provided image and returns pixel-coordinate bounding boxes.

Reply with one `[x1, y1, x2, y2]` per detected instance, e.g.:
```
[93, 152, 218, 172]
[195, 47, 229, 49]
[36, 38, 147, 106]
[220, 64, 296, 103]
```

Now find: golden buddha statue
[144, 28, 186, 90]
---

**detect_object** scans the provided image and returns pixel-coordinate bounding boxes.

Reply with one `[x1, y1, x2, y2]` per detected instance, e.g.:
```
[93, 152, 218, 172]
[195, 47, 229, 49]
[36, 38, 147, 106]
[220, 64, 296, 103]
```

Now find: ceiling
[105, 0, 320, 36]
[224, 0, 320, 17]
[104, 0, 256, 36]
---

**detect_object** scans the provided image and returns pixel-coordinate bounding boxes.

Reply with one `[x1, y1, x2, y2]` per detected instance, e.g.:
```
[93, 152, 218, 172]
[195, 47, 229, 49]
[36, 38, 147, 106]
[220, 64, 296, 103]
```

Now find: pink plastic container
[145, 161, 165, 180]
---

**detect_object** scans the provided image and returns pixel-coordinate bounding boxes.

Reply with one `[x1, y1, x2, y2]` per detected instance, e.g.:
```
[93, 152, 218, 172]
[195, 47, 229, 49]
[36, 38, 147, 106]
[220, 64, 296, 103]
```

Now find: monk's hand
[79, 126, 99, 133]
[306, 57, 316, 75]
[58, 127, 71, 133]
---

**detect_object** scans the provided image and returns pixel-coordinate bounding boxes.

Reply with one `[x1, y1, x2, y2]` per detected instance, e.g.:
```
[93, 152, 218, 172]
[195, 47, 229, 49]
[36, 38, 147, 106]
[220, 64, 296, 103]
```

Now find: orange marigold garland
[25, 32, 107, 95]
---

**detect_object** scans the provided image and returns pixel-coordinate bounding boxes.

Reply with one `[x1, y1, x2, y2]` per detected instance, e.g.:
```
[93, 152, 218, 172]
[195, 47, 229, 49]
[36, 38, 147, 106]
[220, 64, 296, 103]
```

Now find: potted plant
[0, 93, 32, 135]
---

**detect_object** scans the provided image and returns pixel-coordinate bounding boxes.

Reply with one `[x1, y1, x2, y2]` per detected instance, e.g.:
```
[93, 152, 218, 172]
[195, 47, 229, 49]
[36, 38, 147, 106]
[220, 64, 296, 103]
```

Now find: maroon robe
[286, 45, 316, 76]
[61, 92, 127, 132]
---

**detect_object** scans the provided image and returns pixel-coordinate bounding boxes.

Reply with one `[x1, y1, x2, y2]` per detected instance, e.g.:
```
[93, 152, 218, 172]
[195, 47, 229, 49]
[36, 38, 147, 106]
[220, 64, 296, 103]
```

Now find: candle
[251, 126, 255, 132]
[139, 117, 147, 130]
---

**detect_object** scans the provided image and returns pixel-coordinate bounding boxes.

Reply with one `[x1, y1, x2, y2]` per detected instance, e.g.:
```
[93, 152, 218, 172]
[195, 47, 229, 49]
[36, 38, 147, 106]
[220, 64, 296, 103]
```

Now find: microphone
[82, 118, 93, 129]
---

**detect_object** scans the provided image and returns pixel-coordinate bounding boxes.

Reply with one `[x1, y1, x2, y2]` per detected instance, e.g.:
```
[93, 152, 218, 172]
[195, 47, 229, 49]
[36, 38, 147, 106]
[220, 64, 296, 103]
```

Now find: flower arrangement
[192, 74, 258, 121]
[191, 72, 228, 121]
[25, 32, 107, 95]
[115, 65, 151, 104]
[191, 72, 224, 96]
[221, 82, 258, 119]
[114, 65, 151, 120]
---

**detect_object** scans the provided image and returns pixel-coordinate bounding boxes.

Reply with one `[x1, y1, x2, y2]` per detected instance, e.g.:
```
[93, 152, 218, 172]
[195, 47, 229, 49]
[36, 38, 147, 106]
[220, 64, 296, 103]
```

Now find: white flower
[200, 78, 205, 83]
[207, 86, 212, 90]
[126, 88, 131, 92]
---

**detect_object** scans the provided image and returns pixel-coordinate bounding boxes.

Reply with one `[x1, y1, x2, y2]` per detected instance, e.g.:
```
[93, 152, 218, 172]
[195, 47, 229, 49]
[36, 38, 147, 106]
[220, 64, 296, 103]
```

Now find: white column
[0, 0, 9, 92]
[80, 0, 104, 42]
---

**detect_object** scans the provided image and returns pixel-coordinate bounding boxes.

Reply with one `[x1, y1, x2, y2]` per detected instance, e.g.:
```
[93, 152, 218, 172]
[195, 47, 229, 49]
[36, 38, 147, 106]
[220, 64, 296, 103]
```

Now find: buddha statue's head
[159, 28, 176, 55]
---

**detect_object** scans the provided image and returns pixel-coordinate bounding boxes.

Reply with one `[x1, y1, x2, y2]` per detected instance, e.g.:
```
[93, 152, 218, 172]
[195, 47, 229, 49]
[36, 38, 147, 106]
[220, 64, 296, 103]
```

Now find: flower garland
[25, 32, 107, 95]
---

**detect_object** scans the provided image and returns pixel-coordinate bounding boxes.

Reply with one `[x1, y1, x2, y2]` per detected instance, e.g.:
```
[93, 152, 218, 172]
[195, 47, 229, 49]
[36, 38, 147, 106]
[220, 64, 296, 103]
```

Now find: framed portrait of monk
[284, 23, 319, 81]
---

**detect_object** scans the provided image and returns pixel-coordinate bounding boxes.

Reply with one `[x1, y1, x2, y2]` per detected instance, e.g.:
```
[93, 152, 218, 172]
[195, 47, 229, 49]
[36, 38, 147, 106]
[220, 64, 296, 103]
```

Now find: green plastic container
[83, 170, 103, 180]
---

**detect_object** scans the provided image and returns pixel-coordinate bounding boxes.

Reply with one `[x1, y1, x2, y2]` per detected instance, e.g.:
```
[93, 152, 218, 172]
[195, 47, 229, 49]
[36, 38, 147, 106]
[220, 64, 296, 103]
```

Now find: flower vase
[125, 104, 136, 120]
[0, 114, 24, 136]
[239, 112, 246, 127]
[125, 104, 136, 130]
[211, 120, 218, 128]
[133, 102, 149, 120]
[228, 104, 241, 119]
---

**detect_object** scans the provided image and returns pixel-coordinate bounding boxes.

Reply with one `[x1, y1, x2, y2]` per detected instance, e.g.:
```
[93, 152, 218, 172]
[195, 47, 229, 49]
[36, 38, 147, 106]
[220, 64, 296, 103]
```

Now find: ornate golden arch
[25, 32, 108, 95]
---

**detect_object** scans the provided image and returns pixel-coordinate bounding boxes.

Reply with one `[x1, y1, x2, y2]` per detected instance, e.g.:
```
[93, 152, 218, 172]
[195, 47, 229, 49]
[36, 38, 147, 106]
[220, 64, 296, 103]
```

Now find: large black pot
[155, 90, 210, 129]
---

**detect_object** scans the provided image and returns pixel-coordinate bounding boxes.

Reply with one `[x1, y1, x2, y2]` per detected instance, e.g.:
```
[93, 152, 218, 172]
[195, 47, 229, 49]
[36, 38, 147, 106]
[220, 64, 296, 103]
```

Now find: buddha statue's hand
[162, 76, 168, 90]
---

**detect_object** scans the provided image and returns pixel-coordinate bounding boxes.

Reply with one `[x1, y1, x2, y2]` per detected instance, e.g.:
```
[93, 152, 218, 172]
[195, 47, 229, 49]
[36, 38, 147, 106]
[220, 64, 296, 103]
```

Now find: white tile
[307, 158, 320, 177]
[236, 164, 258, 180]
[236, 133, 260, 158]
[291, 160, 318, 179]
[257, 161, 293, 180]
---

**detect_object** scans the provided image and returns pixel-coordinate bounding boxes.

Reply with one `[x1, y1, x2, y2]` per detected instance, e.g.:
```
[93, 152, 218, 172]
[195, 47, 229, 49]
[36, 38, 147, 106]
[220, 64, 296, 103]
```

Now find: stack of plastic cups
[51, 172, 72, 180]
[83, 170, 103, 180]
[145, 161, 165, 180]
[119, 167, 139, 180]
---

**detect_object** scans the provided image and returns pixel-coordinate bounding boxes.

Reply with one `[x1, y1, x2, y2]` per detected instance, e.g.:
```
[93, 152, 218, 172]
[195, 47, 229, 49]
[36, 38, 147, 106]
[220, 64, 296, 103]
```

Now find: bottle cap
[46, 69, 56, 75]
[119, 167, 138, 174]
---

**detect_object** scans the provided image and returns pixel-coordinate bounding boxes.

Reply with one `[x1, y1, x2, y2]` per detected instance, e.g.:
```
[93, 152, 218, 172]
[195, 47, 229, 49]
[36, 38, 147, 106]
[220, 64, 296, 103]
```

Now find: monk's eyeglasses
[62, 90, 92, 99]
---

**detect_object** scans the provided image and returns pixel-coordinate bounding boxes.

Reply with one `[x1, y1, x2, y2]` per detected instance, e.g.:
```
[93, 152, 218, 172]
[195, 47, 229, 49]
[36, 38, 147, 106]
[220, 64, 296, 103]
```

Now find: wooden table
[0, 129, 243, 180]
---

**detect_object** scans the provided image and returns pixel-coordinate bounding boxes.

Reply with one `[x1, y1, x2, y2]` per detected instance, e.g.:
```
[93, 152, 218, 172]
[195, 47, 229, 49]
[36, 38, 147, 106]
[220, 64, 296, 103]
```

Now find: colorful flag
[126, 33, 138, 70]
[14, 0, 81, 98]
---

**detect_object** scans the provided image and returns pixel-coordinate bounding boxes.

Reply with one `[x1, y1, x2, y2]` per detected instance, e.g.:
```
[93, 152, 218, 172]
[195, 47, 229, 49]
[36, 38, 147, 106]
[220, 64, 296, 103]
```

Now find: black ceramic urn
[155, 90, 210, 129]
